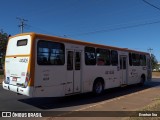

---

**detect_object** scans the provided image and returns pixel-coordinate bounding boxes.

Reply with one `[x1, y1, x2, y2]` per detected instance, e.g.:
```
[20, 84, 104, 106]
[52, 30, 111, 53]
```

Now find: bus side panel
[33, 39, 66, 97]
[82, 65, 121, 93]
[128, 66, 147, 85]
[128, 66, 140, 84]
[33, 66, 66, 97]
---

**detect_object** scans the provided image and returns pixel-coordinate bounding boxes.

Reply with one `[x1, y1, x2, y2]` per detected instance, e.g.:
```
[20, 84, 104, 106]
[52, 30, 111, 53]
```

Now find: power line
[66, 20, 160, 37]
[142, 0, 160, 11]
[16, 17, 28, 33]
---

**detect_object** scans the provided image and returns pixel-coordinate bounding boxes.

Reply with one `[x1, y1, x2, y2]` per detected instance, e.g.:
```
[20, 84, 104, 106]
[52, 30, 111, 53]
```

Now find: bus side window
[120, 57, 122, 69]
[37, 41, 50, 65]
[129, 53, 132, 66]
[140, 54, 146, 66]
[111, 50, 118, 66]
[37, 40, 65, 65]
[50, 42, 65, 65]
[67, 51, 73, 70]
[75, 52, 81, 70]
[132, 53, 140, 66]
[85, 47, 96, 65]
[147, 58, 151, 69]
[96, 48, 110, 66]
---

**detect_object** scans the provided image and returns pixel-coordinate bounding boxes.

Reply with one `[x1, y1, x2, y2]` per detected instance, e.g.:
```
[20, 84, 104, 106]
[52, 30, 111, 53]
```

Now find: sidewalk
[46, 79, 160, 120]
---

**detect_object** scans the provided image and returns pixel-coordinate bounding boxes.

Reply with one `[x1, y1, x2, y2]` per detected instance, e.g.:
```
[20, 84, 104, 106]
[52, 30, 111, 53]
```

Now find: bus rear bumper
[2, 81, 34, 97]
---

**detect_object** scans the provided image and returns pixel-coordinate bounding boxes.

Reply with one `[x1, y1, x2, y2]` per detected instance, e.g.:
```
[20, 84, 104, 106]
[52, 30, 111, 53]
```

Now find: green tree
[0, 31, 9, 64]
[151, 54, 158, 70]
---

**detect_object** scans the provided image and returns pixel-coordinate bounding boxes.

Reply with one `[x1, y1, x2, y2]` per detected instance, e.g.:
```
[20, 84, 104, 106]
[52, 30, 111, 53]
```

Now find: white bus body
[3, 33, 152, 97]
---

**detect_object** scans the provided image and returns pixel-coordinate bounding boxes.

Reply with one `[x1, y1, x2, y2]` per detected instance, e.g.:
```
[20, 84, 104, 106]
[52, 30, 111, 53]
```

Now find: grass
[152, 72, 160, 77]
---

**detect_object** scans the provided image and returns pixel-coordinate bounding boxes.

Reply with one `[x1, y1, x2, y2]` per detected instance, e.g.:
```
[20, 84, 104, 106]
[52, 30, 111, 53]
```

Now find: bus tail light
[24, 72, 30, 88]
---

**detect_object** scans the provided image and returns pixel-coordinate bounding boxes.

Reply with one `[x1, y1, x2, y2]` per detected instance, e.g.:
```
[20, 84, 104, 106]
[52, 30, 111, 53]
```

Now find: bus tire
[93, 78, 104, 95]
[139, 75, 145, 86]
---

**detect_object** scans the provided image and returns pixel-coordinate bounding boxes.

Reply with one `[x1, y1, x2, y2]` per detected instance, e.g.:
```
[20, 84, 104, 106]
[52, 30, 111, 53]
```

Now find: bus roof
[10, 32, 149, 55]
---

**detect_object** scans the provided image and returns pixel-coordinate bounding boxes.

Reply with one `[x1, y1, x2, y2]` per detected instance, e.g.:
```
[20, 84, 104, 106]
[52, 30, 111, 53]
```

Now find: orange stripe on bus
[28, 34, 36, 87]
[6, 54, 30, 58]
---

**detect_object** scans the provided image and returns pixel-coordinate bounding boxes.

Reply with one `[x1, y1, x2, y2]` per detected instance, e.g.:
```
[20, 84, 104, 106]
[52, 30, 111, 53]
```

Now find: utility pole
[17, 17, 28, 33]
[148, 48, 153, 56]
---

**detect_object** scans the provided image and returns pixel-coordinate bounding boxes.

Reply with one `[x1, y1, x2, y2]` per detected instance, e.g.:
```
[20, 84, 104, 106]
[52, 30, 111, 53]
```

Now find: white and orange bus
[3, 33, 152, 97]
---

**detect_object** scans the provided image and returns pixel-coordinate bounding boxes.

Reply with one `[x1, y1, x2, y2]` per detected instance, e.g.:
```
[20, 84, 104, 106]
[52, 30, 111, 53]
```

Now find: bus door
[120, 56, 128, 85]
[66, 50, 82, 94]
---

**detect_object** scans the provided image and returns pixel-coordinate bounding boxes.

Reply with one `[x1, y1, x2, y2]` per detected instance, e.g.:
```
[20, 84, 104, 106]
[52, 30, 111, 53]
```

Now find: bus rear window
[17, 39, 28, 46]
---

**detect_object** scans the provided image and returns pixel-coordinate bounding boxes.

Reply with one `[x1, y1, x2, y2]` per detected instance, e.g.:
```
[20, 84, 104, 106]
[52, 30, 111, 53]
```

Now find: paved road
[0, 78, 160, 119]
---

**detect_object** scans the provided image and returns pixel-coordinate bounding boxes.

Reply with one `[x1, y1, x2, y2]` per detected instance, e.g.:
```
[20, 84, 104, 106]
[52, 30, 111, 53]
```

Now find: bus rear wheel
[139, 75, 145, 86]
[93, 79, 104, 95]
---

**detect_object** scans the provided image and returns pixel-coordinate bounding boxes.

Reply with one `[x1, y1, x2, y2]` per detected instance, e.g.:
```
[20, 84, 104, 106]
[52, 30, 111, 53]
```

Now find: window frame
[37, 40, 65, 65]
[17, 39, 28, 46]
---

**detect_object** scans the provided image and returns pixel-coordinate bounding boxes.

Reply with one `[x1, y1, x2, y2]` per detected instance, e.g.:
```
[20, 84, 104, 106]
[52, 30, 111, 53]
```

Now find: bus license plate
[12, 77, 17, 81]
